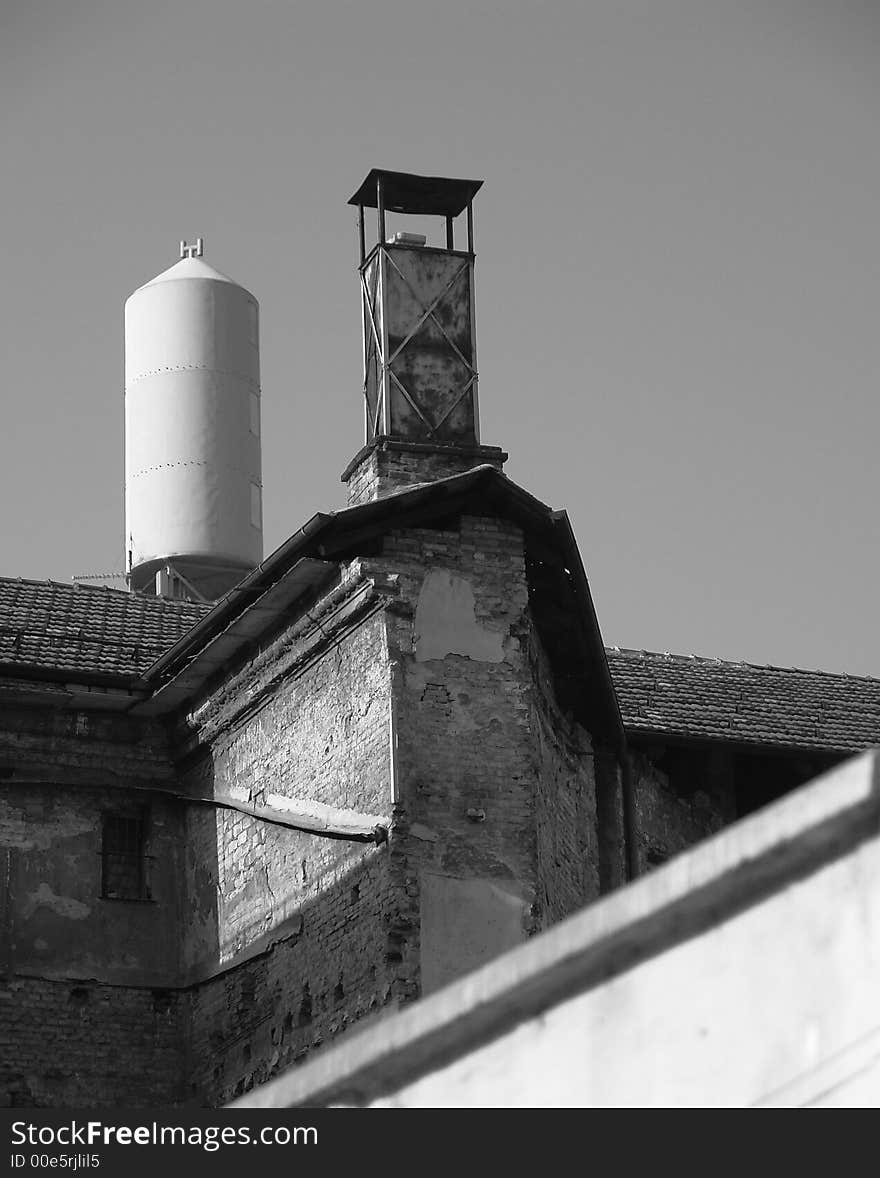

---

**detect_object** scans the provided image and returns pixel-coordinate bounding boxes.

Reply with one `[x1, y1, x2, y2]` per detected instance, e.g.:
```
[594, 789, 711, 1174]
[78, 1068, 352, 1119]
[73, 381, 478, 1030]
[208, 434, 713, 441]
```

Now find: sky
[1, 0, 879, 674]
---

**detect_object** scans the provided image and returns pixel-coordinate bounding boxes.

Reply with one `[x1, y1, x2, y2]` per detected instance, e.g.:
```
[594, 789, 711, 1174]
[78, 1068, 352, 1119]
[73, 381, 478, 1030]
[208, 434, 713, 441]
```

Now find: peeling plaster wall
[203, 609, 390, 819]
[185, 843, 401, 1105]
[0, 784, 181, 984]
[414, 568, 505, 663]
[379, 519, 536, 995]
[177, 599, 410, 1104]
[363, 515, 602, 997]
[179, 606, 391, 969]
[419, 872, 530, 995]
[0, 703, 181, 985]
[180, 511, 564, 1096]
[0, 701, 186, 1108]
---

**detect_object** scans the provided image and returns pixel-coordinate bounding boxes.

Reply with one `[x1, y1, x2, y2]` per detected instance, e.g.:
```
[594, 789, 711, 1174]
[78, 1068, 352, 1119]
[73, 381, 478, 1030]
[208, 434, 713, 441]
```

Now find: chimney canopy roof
[348, 169, 483, 218]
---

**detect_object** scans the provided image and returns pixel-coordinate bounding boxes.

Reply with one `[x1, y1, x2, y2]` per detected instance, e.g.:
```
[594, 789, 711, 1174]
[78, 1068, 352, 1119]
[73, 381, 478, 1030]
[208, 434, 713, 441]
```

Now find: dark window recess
[101, 813, 150, 900]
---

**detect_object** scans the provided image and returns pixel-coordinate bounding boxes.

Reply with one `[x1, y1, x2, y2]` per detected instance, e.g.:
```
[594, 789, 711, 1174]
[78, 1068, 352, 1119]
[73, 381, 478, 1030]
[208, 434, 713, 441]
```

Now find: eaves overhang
[134, 557, 338, 715]
[621, 724, 855, 759]
[0, 665, 151, 712]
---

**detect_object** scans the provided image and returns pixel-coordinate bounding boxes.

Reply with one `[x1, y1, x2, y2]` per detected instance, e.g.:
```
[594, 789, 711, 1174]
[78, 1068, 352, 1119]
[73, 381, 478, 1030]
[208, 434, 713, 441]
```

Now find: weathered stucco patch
[419, 872, 529, 995]
[410, 823, 439, 843]
[23, 884, 90, 921]
[413, 570, 504, 663]
[0, 800, 93, 852]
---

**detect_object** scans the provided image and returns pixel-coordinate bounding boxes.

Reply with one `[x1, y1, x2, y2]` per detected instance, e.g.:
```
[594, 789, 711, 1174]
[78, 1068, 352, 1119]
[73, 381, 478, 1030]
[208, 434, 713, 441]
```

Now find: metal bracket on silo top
[347, 169, 484, 447]
[179, 237, 204, 259]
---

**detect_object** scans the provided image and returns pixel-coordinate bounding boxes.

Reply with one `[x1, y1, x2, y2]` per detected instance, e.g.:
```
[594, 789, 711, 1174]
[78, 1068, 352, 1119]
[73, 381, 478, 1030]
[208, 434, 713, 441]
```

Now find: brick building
[2, 172, 878, 1107]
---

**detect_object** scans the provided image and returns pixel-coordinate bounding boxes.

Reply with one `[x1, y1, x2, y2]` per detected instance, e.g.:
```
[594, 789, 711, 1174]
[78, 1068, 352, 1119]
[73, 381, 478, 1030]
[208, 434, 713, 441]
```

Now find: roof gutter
[143, 512, 333, 685]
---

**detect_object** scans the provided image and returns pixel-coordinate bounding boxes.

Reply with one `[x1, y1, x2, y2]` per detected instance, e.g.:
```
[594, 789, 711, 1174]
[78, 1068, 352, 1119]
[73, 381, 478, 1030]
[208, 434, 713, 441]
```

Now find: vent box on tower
[349, 169, 483, 446]
[124, 242, 263, 602]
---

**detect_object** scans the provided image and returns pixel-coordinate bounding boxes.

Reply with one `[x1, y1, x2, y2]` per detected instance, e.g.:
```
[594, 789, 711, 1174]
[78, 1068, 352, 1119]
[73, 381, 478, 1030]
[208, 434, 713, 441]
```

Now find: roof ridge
[0, 575, 208, 610]
[605, 645, 875, 683]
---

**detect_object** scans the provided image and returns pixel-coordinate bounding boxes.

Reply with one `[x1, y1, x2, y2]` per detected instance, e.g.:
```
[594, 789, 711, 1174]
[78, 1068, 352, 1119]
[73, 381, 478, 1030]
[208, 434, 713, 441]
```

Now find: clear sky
[2, 1, 879, 674]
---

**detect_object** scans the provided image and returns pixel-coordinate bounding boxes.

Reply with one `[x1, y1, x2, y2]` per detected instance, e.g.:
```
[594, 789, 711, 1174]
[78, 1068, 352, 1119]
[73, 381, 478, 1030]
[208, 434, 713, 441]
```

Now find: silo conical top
[133, 255, 242, 292]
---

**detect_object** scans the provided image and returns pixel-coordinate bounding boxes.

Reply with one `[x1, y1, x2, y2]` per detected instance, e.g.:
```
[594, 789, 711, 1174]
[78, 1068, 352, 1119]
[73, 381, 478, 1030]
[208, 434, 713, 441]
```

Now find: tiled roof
[3, 573, 880, 755]
[0, 578, 208, 679]
[607, 647, 880, 753]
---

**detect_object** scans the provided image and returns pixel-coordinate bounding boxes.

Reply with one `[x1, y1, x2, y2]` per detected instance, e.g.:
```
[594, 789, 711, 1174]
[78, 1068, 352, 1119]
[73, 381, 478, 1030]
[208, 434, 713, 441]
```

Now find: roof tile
[3, 579, 879, 756]
[607, 647, 880, 753]
[0, 578, 209, 678]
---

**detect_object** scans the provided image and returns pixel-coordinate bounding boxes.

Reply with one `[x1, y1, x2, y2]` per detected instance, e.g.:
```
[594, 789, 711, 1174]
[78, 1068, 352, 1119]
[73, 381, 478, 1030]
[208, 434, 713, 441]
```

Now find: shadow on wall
[0, 782, 198, 1109]
[180, 767, 402, 1107]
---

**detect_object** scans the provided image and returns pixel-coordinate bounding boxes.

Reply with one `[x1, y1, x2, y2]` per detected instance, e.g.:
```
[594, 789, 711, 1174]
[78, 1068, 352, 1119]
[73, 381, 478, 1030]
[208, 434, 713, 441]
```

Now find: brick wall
[179, 599, 392, 963]
[529, 631, 600, 926]
[0, 743, 186, 1108]
[378, 516, 536, 964]
[182, 510, 605, 1099]
[630, 750, 731, 872]
[184, 845, 400, 1104]
[0, 976, 184, 1107]
[361, 514, 602, 992]
[343, 440, 507, 506]
[0, 697, 182, 1108]
[0, 699, 176, 791]
[177, 587, 412, 1103]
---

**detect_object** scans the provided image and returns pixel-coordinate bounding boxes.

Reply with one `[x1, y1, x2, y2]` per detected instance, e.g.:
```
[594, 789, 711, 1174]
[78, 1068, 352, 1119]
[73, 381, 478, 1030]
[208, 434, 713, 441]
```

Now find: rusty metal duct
[348, 169, 484, 446]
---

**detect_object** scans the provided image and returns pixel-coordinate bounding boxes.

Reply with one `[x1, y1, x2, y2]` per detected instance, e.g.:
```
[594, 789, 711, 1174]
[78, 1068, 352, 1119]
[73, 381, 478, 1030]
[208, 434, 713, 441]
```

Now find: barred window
[101, 813, 149, 901]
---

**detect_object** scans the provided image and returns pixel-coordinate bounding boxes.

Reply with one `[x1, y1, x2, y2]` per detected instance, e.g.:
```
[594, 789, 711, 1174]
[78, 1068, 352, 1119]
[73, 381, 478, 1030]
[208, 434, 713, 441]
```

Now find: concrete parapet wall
[233, 750, 880, 1108]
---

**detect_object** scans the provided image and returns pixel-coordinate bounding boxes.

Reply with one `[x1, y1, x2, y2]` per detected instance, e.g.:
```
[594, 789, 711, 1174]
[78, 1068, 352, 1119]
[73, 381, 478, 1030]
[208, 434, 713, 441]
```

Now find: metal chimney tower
[348, 169, 483, 446]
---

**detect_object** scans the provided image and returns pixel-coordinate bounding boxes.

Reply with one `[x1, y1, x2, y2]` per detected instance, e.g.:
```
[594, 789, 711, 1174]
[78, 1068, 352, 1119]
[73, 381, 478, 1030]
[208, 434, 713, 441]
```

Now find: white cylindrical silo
[124, 251, 263, 600]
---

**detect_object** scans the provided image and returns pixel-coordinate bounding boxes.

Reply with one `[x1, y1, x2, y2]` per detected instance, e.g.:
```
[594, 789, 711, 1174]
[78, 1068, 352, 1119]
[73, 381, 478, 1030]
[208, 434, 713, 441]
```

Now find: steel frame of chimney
[360, 253, 478, 441]
[356, 173, 479, 445]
